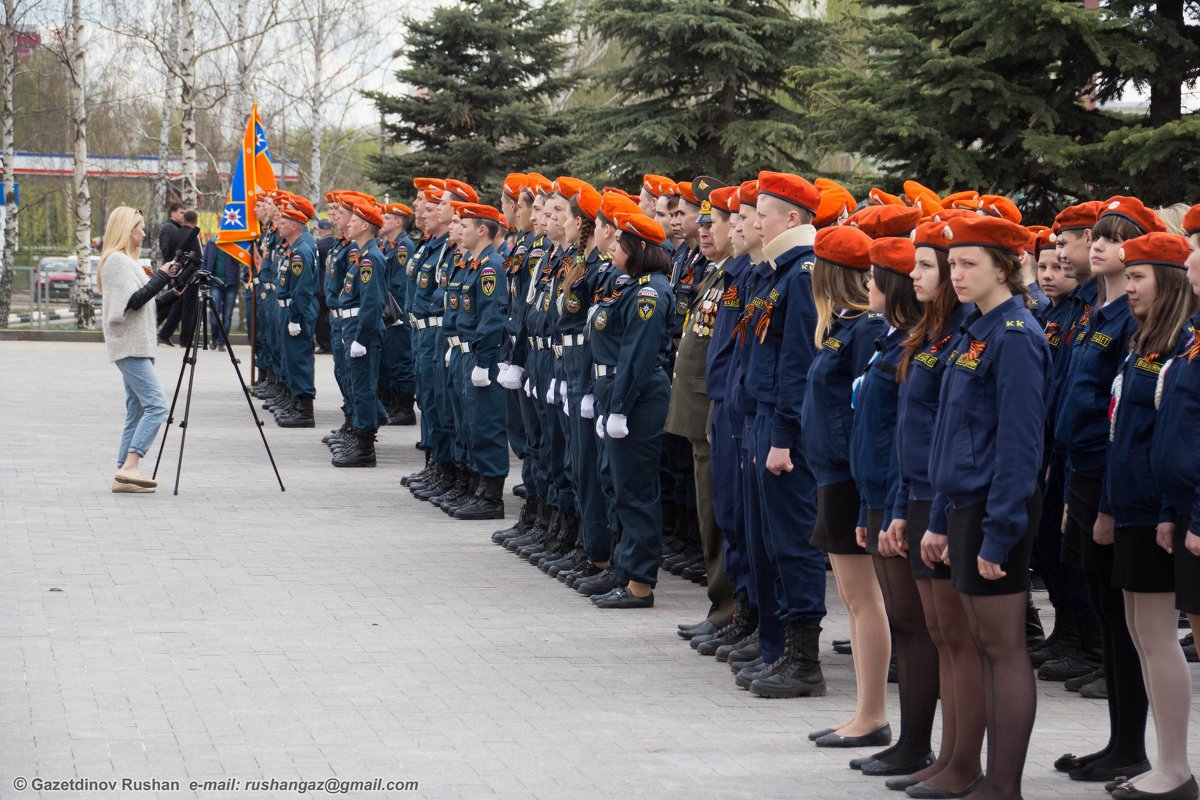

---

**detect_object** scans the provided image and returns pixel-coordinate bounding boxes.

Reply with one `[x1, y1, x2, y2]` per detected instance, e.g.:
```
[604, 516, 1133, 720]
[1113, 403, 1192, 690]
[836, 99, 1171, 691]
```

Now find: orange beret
[323, 191, 340, 204]
[602, 186, 635, 201]
[347, 197, 383, 228]
[613, 211, 666, 245]
[678, 181, 699, 206]
[413, 178, 445, 192]
[870, 236, 916, 276]
[1023, 225, 1049, 253]
[1034, 229, 1056, 258]
[552, 176, 590, 200]
[943, 215, 1028, 256]
[1052, 201, 1102, 235]
[1099, 196, 1167, 236]
[525, 173, 553, 197]
[382, 203, 413, 217]
[575, 184, 602, 221]
[931, 208, 979, 224]
[942, 190, 980, 209]
[1119, 232, 1191, 270]
[503, 173, 527, 201]
[443, 179, 478, 204]
[848, 205, 921, 239]
[914, 220, 949, 252]
[709, 185, 740, 214]
[642, 174, 679, 198]
[814, 225, 872, 271]
[977, 194, 1022, 224]
[279, 196, 315, 222]
[738, 180, 759, 207]
[813, 178, 857, 228]
[868, 188, 906, 207]
[454, 202, 506, 228]
[1185, 204, 1200, 237]
[600, 192, 642, 224]
[423, 187, 445, 204]
[757, 171, 819, 216]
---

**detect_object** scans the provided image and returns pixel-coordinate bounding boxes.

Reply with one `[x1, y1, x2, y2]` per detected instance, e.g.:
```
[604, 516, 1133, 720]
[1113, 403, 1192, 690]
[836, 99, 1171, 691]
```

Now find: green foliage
[571, 0, 819, 188]
[366, 0, 576, 203]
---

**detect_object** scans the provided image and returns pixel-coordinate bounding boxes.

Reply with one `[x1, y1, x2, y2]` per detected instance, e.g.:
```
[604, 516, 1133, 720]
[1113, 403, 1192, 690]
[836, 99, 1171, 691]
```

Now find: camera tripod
[152, 271, 285, 495]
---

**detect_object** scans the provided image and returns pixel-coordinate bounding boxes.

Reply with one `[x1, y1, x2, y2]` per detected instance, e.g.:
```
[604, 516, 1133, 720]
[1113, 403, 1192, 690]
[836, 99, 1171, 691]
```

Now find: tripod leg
[171, 295, 207, 495]
[152, 302, 201, 481]
[210, 295, 286, 492]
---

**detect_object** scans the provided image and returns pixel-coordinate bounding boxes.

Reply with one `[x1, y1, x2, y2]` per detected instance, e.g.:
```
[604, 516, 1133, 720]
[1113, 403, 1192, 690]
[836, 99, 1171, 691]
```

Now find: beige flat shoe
[112, 480, 154, 493]
[114, 469, 157, 488]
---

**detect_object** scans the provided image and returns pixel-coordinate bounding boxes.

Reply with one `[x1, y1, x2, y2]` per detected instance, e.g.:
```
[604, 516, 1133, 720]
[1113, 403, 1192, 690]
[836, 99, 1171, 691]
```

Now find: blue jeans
[115, 357, 169, 467]
[210, 284, 239, 344]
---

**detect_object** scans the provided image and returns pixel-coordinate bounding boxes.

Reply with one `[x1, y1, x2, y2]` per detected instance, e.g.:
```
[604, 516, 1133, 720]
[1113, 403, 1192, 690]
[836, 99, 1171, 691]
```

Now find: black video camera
[167, 226, 223, 289]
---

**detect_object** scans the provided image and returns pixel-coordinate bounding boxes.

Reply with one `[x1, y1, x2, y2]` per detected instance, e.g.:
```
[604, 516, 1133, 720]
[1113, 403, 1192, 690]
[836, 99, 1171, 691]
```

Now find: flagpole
[249, 242, 257, 388]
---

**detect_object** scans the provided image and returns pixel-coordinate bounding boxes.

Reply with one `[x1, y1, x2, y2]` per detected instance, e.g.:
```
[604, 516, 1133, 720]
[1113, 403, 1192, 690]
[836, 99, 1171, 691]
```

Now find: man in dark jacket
[314, 217, 334, 352]
[203, 236, 239, 348]
[158, 208, 202, 347]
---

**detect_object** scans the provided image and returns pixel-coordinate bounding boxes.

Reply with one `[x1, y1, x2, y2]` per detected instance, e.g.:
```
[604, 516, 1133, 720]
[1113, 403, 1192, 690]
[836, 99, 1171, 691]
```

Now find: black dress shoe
[815, 723, 892, 748]
[576, 567, 617, 596]
[1070, 759, 1150, 782]
[590, 587, 622, 604]
[1056, 752, 1098, 772]
[885, 775, 921, 791]
[678, 619, 708, 632]
[594, 587, 654, 609]
[832, 638, 852, 654]
[905, 775, 984, 799]
[679, 620, 719, 640]
[1111, 776, 1199, 800]
[861, 753, 935, 776]
[808, 727, 836, 741]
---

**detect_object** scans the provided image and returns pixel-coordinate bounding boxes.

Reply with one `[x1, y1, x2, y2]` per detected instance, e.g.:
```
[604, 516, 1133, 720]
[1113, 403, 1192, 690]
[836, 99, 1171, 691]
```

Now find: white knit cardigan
[100, 252, 159, 363]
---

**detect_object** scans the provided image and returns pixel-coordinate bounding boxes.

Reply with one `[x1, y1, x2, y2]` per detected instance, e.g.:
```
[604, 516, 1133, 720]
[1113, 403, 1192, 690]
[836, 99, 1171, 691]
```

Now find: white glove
[560, 382, 568, 404]
[444, 347, 452, 367]
[287, 322, 300, 337]
[606, 413, 629, 439]
[545, 378, 557, 404]
[471, 366, 491, 387]
[500, 364, 524, 391]
[350, 340, 366, 358]
[523, 378, 532, 397]
[496, 363, 511, 386]
[562, 392, 569, 415]
[595, 415, 605, 438]
[581, 394, 595, 419]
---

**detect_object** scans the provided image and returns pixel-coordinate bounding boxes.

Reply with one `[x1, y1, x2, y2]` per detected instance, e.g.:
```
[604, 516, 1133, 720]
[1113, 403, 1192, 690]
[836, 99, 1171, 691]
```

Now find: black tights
[1076, 568, 1148, 767]
[960, 591, 1035, 800]
[868, 554, 938, 766]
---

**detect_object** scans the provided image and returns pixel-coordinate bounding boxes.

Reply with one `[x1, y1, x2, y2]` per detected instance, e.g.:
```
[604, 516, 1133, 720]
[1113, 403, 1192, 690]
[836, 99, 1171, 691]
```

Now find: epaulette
[638, 274, 652, 284]
[1003, 315, 1032, 333]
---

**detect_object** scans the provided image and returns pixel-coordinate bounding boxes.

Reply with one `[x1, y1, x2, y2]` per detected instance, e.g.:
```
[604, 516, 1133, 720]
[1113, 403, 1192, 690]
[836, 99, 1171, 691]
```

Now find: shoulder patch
[637, 286, 658, 299]
[360, 265, 372, 284]
[800, 260, 814, 271]
[1004, 318, 1029, 332]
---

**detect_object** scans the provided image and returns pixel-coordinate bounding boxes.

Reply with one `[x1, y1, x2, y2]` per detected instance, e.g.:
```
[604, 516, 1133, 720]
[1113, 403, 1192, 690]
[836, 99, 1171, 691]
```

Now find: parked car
[36, 254, 154, 307]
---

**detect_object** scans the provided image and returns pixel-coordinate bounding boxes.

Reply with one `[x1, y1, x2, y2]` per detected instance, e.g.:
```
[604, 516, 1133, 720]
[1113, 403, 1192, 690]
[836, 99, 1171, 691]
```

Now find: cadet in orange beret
[928, 213, 1052, 800]
[249, 191, 285, 405]
[271, 196, 320, 428]
[318, 192, 358, 452]
[737, 171, 829, 698]
[587, 211, 676, 608]
[377, 202, 417, 427]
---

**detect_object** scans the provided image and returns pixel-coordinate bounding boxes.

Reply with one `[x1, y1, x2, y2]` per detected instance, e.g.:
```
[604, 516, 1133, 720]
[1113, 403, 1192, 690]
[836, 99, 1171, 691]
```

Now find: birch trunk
[178, 0, 197, 207]
[308, 7, 324, 204]
[149, 0, 181, 269]
[70, 0, 93, 327]
[0, 0, 18, 327]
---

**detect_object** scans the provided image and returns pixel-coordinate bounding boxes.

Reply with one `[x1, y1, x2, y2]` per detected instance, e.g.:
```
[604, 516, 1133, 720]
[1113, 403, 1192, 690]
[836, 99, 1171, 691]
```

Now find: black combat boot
[415, 463, 456, 500]
[516, 507, 561, 557]
[493, 497, 536, 544]
[391, 393, 416, 426]
[402, 450, 432, 487]
[749, 622, 827, 698]
[322, 411, 352, 445]
[443, 472, 480, 515]
[454, 475, 506, 520]
[433, 470, 471, 510]
[332, 429, 376, 468]
[696, 591, 758, 655]
[506, 502, 553, 552]
[1030, 606, 1079, 667]
[278, 396, 315, 428]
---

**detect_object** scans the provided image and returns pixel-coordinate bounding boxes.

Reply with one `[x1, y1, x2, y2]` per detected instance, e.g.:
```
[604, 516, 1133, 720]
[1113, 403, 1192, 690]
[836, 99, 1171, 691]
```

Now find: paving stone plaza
[2, 340, 1198, 799]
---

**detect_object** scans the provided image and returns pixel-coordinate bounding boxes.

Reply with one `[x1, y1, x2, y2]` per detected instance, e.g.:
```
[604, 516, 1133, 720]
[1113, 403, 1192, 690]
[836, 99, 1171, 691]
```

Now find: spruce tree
[366, 0, 575, 201]
[572, 0, 821, 187]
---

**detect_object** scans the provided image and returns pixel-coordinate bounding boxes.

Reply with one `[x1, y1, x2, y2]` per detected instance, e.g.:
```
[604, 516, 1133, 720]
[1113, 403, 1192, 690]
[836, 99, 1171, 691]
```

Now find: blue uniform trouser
[447, 348, 470, 468]
[1034, 452, 1094, 622]
[432, 339, 455, 464]
[516, 377, 542, 496]
[266, 295, 283, 378]
[381, 323, 415, 395]
[254, 289, 274, 372]
[344, 322, 380, 434]
[568, 393, 610, 562]
[506, 386, 527, 460]
[711, 400, 748, 594]
[280, 315, 316, 398]
[743, 416, 783, 662]
[753, 410, 826, 628]
[553, 354, 576, 515]
[415, 325, 451, 464]
[465, 363, 509, 478]
[599, 370, 670, 587]
[534, 350, 571, 514]
[330, 315, 352, 410]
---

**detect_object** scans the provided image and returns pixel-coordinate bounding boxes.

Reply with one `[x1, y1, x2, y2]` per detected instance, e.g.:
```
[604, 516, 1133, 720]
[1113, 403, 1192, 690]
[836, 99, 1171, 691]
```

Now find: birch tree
[68, 0, 92, 326]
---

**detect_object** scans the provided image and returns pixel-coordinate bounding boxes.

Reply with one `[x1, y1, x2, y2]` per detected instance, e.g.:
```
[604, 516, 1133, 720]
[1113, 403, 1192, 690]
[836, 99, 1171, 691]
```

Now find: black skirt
[812, 479, 867, 555]
[905, 499, 952, 581]
[948, 495, 1039, 597]
[1062, 467, 1113, 575]
[1173, 518, 1200, 614]
[1112, 525, 1174, 593]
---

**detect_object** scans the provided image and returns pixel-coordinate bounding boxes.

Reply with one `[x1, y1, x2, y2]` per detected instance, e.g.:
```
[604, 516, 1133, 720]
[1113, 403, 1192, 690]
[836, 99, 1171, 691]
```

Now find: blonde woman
[98, 206, 179, 493]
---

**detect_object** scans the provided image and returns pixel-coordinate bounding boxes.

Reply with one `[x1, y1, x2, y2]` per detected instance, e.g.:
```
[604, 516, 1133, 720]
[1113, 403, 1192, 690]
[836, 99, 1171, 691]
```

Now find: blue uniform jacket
[743, 225, 818, 449]
[1046, 277, 1099, 441]
[1027, 281, 1049, 314]
[800, 310, 886, 486]
[325, 237, 350, 311]
[385, 232, 413, 310]
[892, 304, 972, 533]
[1151, 315, 1200, 525]
[1107, 327, 1192, 526]
[457, 244, 509, 370]
[928, 295, 1051, 564]
[1054, 293, 1137, 473]
[851, 325, 910, 529]
[522, 243, 560, 348]
[339, 240, 386, 348]
[501, 232, 534, 360]
[402, 234, 430, 316]
[257, 227, 277, 289]
[410, 233, 451, 319]
[276, 230, 318, 324]
[442, 252, 469, 339]
[706, 253, 752, 402]
[726, 260, 773, 420]
[589, 271, 674, 415]
[558, 246, 613, 395]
